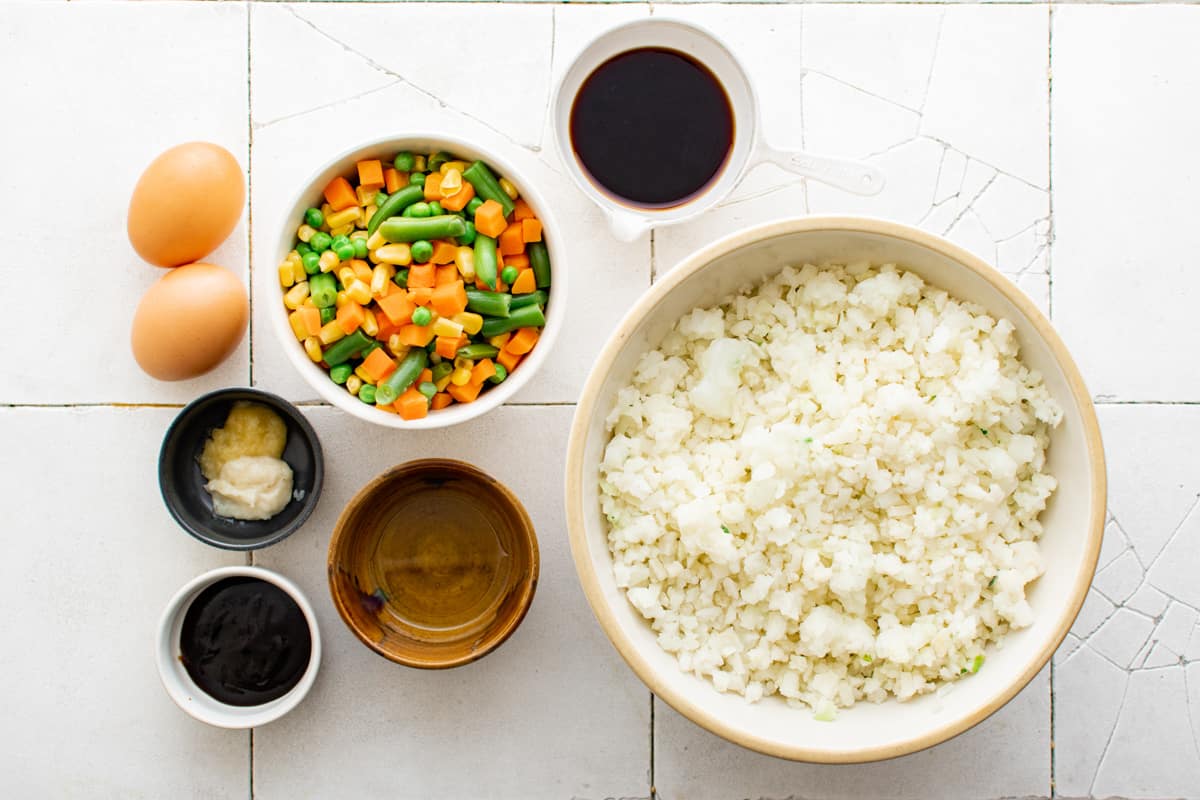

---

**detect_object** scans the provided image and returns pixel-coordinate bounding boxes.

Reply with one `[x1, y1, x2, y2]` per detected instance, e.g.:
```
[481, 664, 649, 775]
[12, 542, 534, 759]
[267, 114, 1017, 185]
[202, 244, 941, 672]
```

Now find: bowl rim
[267, 132, 567, 430]
[327, 458, 540, 669]
[157, 386, 325, 551]
[564, 215, 1107, 763]
[155, 565, 322, 728]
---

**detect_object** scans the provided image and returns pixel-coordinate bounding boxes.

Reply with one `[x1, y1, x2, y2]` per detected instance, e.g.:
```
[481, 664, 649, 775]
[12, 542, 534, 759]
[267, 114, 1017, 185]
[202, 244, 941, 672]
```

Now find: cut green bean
[487, 364, 508, 384]
[329, 364, 353, 385]
[375, 348, 428, 406]
[309, 272, 338, 308]
[509, 289, 548, 311]
[366, 185, 424, 237]
[428, 151, 453, 172]
[431, 361, 454, 383]
[321, 330, 373, 366]
[473, 234, 498, 290]
[455, 343, 500, 360]
[417, 381, 437, 400]
[462, 161, 515, 217]
[379, 215, 467, 243]
[358, 384, 377, 405]
[528, 241, 551, 289]
[319, 306, 335, 325]
[479, 304, 545, 337]
[465, 288, 510, 318]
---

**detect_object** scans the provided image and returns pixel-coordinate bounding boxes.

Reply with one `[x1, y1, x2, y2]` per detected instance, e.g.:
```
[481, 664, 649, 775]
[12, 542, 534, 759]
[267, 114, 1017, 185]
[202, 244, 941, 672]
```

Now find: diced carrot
[423, 171, 443, 202]
[512, 198, 535, 221]
[434, 265, 459, 286]
[521, 218, 543, 243]
[505, 327, 540, 356]
[430, 392, 453, 410]
[376, 292, 415, 325]
[407, 263, 436, 289]
[447, 381, 483, 404]
[440, 181, 475, 212]
[496, 348, 521, 373]
[298, 306, 322, 337]
[336, 302, 365, 334]
[435, 335, 467, 360]
[431, 281, 468, 318]
[498, 222, 525, 256]
[408, 287, 434, 306]
[357, 160, 384, 190]
[383, 168, 403, 194]
[510, 268, 537, 295]
[323, 176, 358, 211]
[349, 259, 372, 283]
[474, 199, 508, 238]
[504, 253, 530, 270]
[418, 368, 433, 384]
[375, 402, 397, 414]
[431, 241, 458, 265]
[469, 358, 496, 386]
[360, 347, 397, 383]
[397, 324, 436, 347]
[396, 387, 429, 420]
[374, 313, 401, 341]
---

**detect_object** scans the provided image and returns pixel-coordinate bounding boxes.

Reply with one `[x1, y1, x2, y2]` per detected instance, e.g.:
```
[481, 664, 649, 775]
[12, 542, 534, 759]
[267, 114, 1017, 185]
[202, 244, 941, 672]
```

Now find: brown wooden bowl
[328, 459, 539, 668]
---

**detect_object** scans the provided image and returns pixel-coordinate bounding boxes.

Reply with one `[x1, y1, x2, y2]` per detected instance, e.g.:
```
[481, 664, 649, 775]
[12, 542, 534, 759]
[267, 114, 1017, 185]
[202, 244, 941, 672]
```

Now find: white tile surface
[0, 1, 250, 404]
[253, 406, 651, 800]
[0, 408, 246, 796]
[1052, 6, 1200, 402]
[655, 668, 1050, 800]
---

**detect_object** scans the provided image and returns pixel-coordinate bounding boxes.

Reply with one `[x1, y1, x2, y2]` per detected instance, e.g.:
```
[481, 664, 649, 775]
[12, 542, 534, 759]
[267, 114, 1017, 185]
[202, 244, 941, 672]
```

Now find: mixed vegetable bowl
[278, 149, 552, 420]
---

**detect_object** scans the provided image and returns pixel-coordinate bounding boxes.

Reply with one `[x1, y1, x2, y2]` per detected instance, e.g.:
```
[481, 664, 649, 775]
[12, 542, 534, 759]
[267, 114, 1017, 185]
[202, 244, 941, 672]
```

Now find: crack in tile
[252, 79, 402, 130]
[918, 7, 947, 115]
[802, 67, 922, 116]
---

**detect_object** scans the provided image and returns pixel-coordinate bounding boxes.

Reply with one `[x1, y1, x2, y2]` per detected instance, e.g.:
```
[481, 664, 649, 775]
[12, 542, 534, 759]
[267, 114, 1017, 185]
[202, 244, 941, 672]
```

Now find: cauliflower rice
[599, 262, 1062, 716]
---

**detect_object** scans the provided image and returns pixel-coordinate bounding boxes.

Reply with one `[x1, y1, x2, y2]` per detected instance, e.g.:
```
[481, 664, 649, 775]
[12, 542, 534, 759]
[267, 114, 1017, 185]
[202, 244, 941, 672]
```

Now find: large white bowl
[269, 134, 566, 429]
[565, 217, 1105, 762]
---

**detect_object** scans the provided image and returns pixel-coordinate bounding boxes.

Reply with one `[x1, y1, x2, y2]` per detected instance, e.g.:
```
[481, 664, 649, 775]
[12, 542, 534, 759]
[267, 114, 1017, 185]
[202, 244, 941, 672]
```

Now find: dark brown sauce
[179, 576, 311, 707]
[570, 47, 734, 208]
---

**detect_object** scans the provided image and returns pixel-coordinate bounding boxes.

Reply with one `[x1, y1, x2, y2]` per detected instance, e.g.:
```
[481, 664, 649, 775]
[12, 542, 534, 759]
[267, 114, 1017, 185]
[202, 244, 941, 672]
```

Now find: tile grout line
[649, 694, 656, 800]
[1046, 3, 1056, 792]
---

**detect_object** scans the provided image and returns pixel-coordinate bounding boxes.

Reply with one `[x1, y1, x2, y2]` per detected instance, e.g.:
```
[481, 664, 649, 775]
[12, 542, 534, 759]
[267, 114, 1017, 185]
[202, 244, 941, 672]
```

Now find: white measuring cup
[552, 18, 885, 241]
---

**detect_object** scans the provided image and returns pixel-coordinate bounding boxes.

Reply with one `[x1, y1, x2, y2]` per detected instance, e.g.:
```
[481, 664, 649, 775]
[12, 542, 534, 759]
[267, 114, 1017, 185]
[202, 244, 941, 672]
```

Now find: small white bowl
[156, 566, 321, 728]
[268, 134, 566, 429]
[566, 217, 1106, 762]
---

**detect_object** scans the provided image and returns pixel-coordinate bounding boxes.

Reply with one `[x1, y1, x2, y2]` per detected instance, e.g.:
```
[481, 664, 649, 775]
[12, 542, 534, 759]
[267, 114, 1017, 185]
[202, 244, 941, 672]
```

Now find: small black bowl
[159, 388, 324, 551]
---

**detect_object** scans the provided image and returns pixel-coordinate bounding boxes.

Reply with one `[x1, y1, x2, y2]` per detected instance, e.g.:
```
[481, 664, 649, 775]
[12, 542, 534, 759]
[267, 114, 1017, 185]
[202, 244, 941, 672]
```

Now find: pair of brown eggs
[128, 142, 248, 381]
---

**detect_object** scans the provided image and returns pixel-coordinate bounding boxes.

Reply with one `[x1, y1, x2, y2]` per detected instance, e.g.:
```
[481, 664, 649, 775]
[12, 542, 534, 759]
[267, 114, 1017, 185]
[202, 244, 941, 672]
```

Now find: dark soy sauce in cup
[570, 48, 734, 208]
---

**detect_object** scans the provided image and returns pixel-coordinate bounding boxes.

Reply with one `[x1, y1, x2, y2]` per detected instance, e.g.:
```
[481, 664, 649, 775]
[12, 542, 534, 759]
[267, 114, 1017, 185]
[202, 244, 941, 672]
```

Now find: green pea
[411, 240, 434, 263]
[334, 242, 355, 261]
[487, 364, 508, 384]
[428, 151, 453, 172]
[408, 202, 431, 218]
[304, 207, 324, 228]
[427, 201, 444, 217]
[457, 220, 476, 246]
[393, 268, 409, 288]
[352, 237, 369, 259]
[329, 364, 353, 385]
[310, 232, 332, 252]
[331, 234, 351, 249]
[358, 384, 377, 404]
[501, 266, 519, 285]
[418, 381, 437, 400]
[466, 197, 483, 215]
[301, 251, 321, 274]
[393, 152, 416, 172]
[374, 191, 388, 207]
[296, 241, 312, 256]
[412, 307, 432, 326]
[409, 172, 426, 187]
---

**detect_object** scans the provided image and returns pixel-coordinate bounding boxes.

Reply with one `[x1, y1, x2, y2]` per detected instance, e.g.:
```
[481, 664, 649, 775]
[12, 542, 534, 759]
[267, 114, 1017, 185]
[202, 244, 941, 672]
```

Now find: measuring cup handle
[757, 145, 886, 197]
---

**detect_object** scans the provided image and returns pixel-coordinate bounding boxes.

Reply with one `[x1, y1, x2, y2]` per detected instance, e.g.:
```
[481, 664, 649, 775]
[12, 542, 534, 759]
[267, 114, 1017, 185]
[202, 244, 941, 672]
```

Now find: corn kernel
[371, 264, 395, 295]
[435, 375, 453, 392]
[439, 160, 468, 175]
[330, 223, 355, 238]
[354, 365, 375, 384]
[440, 169, 462, 197]
[487, 333, 511, 349]
[321, 202, 333, 218]
[319, 251, 339, 273]
[361, 308, 379, 337]
[346, 375, 362, 396]
[283, 282, 310, 310]
[302, 297, 316, 307]
[335, 290, 349, 309]
[387, 335, 409, 358]
[327, 207, 360, 229]
[318, 320, 346, 345]
[366, 230, 387, 251]
[498, 177, 519, 200]
[292, 260, 307, 284]
[454, 355, 474, 370]
[279, 263, 296, 288]
[450, 367, 472, 387]
[350, 230, 369, 241]
[285, 250, 302, 266]
[288, 310, 309, 340]
[303, 337, 323, 362]
[454, 246, 475, 279]
[355, 184, 375, 206]
[374, 243, 412, 266]
[433, 317, 464, 338]
[338, 266, 357, 286]
[412, 155, 426, 172]
[346, 279, 371, 305]
[297, 224, 316, 243]
[452, 312, 483, 335]
[361, 205, 377, 228]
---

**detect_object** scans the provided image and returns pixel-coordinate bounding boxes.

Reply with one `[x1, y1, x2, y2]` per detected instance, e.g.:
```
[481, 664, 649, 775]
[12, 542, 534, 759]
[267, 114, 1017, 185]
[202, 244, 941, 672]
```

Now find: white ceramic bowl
[156, 566, 321, 728]
[566, 217, 1106, 762]
[269, 134, 566, 429]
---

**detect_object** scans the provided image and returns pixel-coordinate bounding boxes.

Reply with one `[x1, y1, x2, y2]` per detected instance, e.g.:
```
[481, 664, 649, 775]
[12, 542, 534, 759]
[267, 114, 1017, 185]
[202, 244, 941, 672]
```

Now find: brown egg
[128, 142, 244, 268]
[131, 262, 248, 381]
